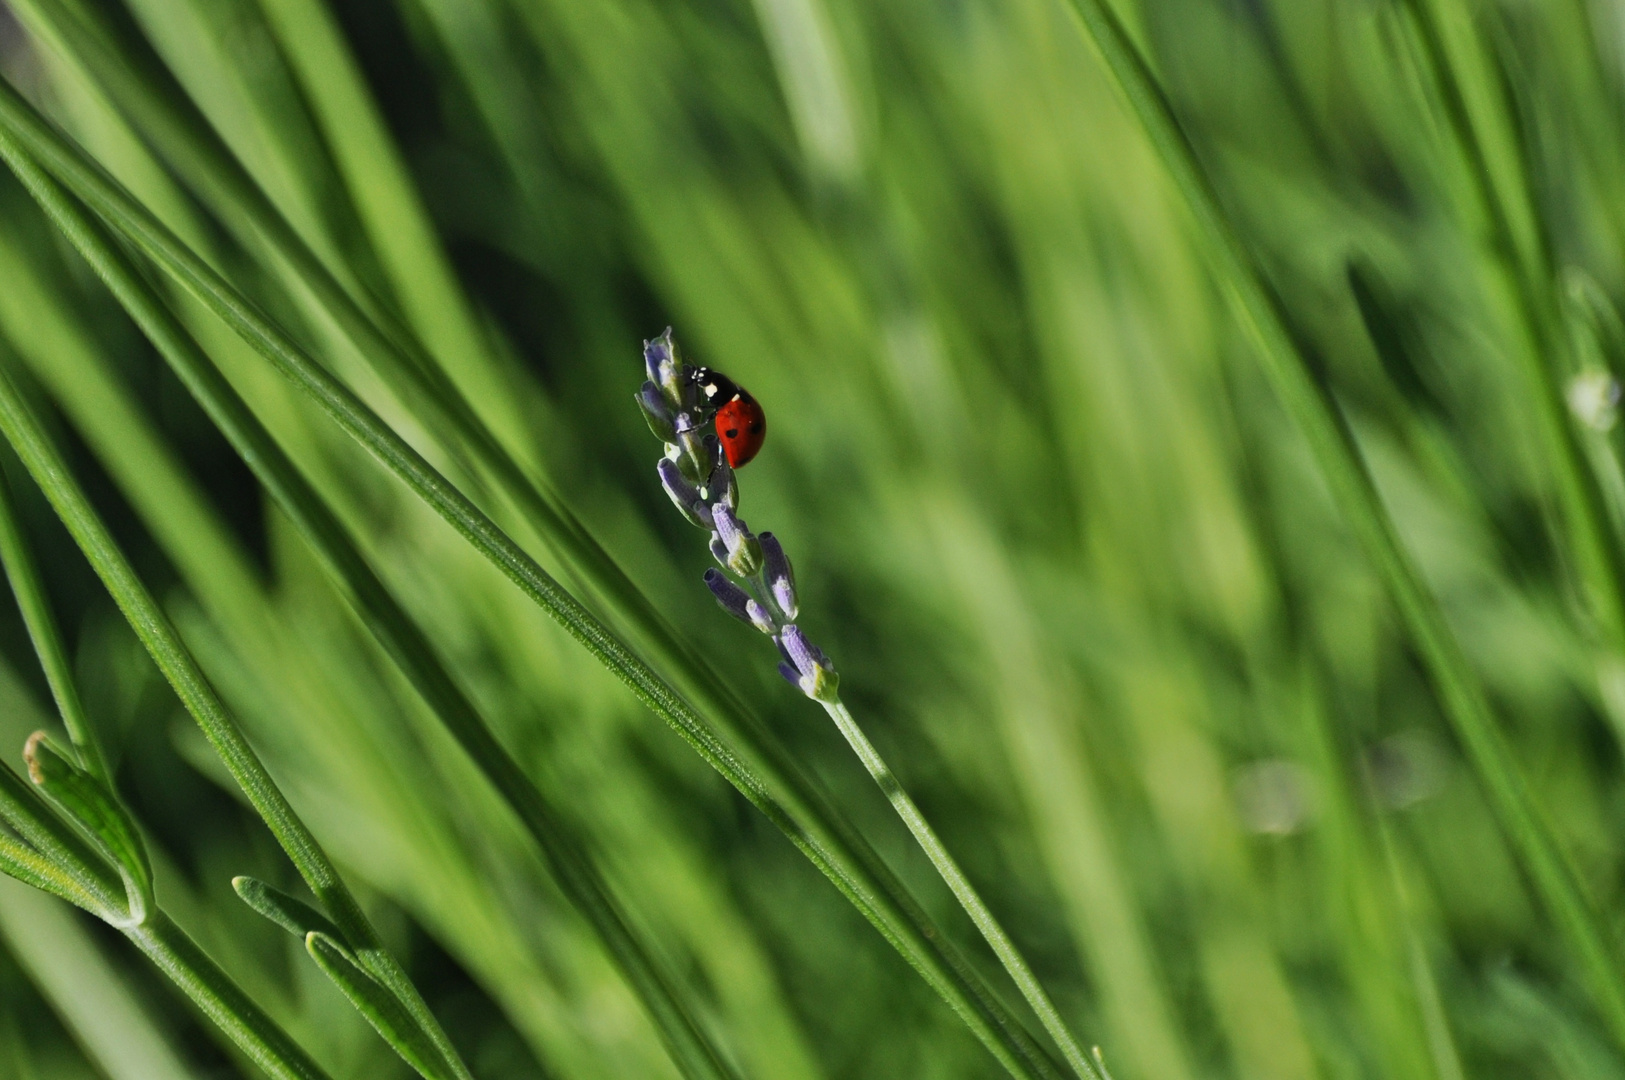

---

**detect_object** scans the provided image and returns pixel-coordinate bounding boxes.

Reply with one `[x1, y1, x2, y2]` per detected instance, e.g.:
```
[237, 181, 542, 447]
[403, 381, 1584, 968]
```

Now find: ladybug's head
[688, 366, 742, 409]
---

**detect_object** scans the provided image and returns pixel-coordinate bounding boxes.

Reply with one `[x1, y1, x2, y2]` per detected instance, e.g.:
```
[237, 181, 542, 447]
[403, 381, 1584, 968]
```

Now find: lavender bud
[712, 503, 763, 576]
[746, 598, 777, 633]
[644, 328, 684, 401]
[705, 569, 774, 632]
[658, 458, 710, 529]
[705, 569, 753, 623]
[759, 532, 797, 619]
[710, 533, 731, 567]
[778, 624, 839, 702]
[637, 382, 677, 443]
[778, 662, 802, 689]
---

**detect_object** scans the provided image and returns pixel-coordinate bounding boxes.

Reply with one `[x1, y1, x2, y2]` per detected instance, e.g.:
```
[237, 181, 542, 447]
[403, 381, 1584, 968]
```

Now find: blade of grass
[0, 304, 474, 1079]
[1054, 0, 1625, 1047]
[125, 908, 333, 1080]
[0, 66, 1070, 1080]
[0, 124, 742, 1080]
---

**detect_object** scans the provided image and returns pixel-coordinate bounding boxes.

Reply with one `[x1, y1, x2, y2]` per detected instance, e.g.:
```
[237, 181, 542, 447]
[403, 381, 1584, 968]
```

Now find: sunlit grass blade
[305, 932, 460, 1080]
[0, 117, 739, 1080]
[1054, 0, 1625, 1047]
[126, 909, 333, 1080]
[0, 66, 1069, 1080]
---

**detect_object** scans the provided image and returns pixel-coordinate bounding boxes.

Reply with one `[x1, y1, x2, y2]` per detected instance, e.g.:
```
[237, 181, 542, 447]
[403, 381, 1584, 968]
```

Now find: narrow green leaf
[0, 751, 121, 914]
[127, 910, 334, 1080]
[231, 876, 344, 943]
[306, 932, 459, 1080]
[0, 825, 100, 910]
[22, 732, 150, 919]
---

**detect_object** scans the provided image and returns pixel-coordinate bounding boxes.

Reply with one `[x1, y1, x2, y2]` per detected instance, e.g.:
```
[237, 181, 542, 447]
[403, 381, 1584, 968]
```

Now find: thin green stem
[0, 71, 1065, 1080]
[0, 468, 109, 783]
[127, 909, 333, 1080]
[1054, 0, 1625, 1047]
[822, 698, 1100, 1080]
[1, 124, 734, 1080]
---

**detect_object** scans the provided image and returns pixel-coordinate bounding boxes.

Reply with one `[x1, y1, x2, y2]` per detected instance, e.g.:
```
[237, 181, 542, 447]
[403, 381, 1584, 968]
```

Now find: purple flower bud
[705, 569, 752, 623]
[777, 625, 840, 702]
[745, 598, 776, 633]
[713, 504, 763, 576]
[710, 533, 731, 567]
[759, 532, 796, 619]
[778, 662, 802, 689]
[637, 382, 677, 443]
[712, 502, 746, 554]
[779, 624, 821, 677]
[658, 458, 710, 529]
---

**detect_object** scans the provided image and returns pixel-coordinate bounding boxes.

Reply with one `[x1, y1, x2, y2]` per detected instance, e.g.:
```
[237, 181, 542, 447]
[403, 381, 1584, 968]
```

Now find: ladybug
[690, 366, 767, 468]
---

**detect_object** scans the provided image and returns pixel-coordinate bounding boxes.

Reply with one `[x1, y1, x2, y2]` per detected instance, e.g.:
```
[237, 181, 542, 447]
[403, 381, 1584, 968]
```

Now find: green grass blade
[306, 932, 460, 1080]
[822, 698, 1099, 1080]
[0, 821, 102, 910]
[1054, 0, 1625, 1047]
[0, 751, 121, 914]
[21, 733, 150, 917]
[0, 115, 738, 1080]
[231, 876, 345, 943]
[126, 909, 334, 1080]
[0, 472, 108, 782]
[0, 68, 1067, 1080]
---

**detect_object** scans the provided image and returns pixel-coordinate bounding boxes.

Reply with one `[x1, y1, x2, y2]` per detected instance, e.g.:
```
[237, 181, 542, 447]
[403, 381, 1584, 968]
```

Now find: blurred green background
[0, 0, 1623, 1076]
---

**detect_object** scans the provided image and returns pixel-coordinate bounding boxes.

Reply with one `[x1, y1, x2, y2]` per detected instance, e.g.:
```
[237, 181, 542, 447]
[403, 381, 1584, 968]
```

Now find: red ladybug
[690, 366, 767, 468]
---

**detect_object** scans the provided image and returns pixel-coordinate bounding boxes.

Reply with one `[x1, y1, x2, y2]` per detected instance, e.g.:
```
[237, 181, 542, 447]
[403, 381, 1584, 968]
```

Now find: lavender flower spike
[759, 532, 797, 620]
[711, 503, 763, 576]
[778, 624, 838, 703]
[657, 458, 713, 529]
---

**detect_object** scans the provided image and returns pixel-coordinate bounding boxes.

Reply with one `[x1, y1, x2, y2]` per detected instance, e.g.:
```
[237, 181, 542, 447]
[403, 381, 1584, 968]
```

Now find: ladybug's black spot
[725, 428, 740, 439]
[749, 422, 762, 433]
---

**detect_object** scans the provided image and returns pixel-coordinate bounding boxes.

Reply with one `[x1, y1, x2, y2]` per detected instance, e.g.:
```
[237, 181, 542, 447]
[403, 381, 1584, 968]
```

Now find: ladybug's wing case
[715, 397, 767, 468]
